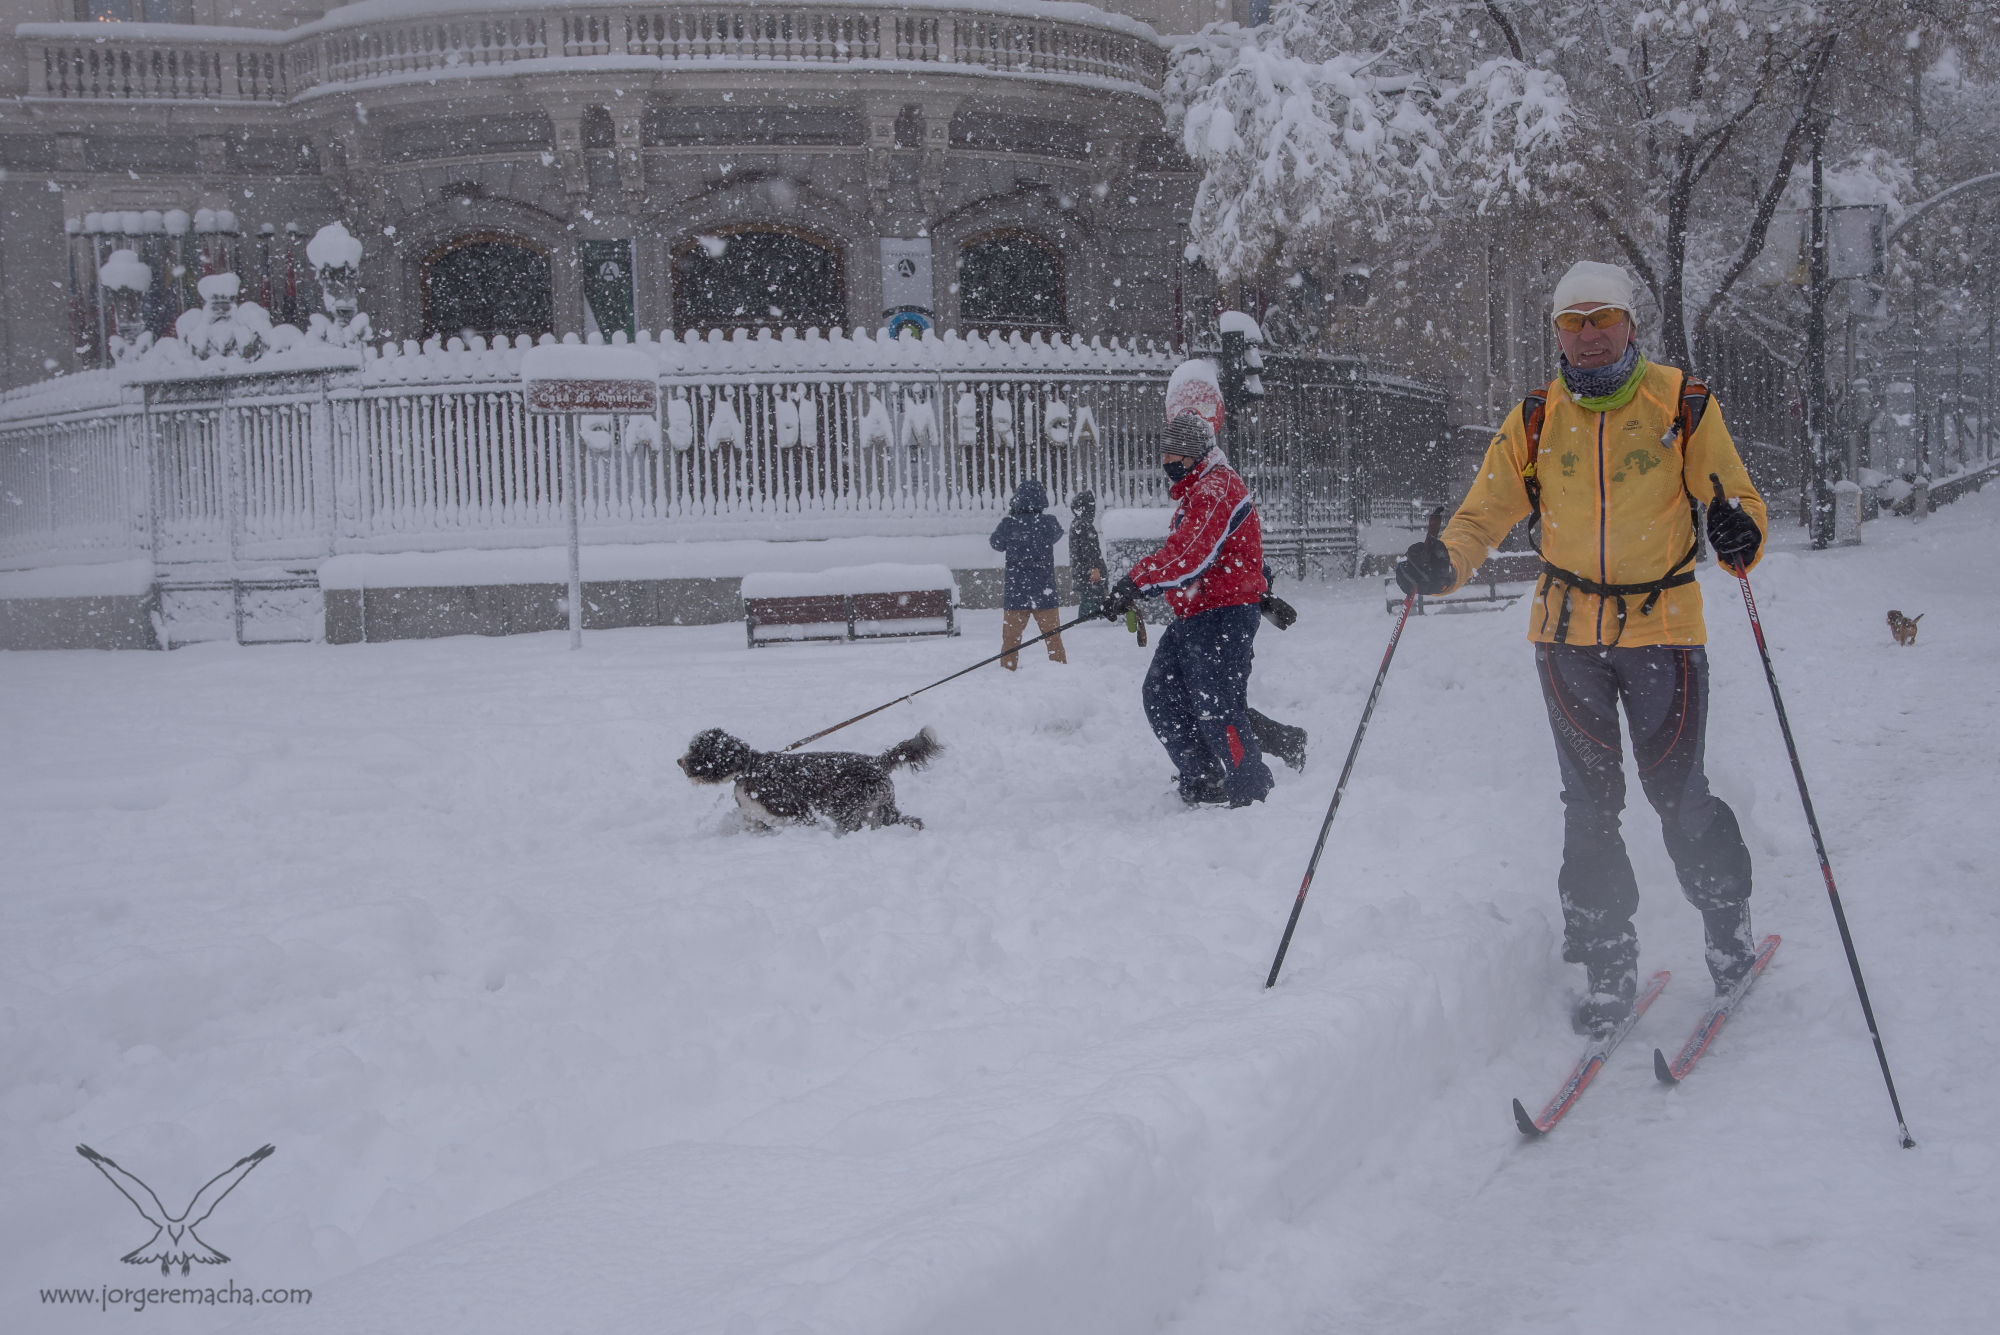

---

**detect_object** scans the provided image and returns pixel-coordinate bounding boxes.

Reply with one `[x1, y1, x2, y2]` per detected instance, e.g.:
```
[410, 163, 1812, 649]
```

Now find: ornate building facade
[1, 0, 1231, 389]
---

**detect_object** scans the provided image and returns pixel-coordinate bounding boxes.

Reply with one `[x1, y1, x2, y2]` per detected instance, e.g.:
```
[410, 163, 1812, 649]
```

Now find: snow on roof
[197, 273, 242, 300]
[0, 558, 154, 600]
[97, 250, 152, 293]
[1164, 358, 1223, 428]
[302, 0, 1161, 44]
[1218, 310, 1263, 339]
[305, 222, 364, 271]
[520, 344, 657, 384]
[360, 327, 1173, 389]
[17, 22, 290, 44]
[0, 328, 1173, 427]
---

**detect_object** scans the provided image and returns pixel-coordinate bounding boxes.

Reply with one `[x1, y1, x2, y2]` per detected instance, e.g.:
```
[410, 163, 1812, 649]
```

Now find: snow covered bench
[741, 564, 959, 647]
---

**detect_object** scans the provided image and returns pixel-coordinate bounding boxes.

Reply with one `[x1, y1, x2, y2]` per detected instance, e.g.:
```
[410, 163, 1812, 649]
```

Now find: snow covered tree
[1168, 1, 1978, 368]
[1165, 3, 1574, 287]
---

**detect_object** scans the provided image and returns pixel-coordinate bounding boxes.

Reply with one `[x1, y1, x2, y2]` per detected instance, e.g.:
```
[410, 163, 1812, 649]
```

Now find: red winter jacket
[1125, 451, 1267, 618]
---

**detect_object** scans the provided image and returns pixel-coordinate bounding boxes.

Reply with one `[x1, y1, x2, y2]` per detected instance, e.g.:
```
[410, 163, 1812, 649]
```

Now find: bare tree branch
[1480, 1, 1524, 63]
[1580, 191, 1664, 303]
[1693, 36, 1840, 345]
[1689, 47, 1784, 183]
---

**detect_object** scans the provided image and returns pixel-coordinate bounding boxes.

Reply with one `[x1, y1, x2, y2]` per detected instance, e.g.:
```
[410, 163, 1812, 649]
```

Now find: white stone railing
[23, 23, 297, 102]
[0, 328, 1180, 569]
[17, 3, 1165, 104]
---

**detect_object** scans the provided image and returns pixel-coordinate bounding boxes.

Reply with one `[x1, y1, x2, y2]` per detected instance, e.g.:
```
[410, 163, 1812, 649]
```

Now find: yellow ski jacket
[1437, 359, 1766, 647]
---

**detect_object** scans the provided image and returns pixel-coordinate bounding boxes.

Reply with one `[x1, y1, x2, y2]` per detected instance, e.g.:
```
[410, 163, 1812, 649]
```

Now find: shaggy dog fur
[1887, 609, 1923, 647]
[677, 727, 942, 832]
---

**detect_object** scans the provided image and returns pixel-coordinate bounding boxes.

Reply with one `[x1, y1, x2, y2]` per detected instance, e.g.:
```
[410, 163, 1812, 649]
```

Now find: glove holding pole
[1267, 506, 1444, 988]
[1706, 475, 1764, 567]
[1394, 530, 1456, 597]
[1709, 474, 1915, 1148]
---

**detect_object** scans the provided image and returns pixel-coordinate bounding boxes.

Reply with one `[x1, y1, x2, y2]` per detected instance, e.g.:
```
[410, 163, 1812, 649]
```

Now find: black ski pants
[1143, 603, 1275, 804]
[1535, 643, 1753, 968]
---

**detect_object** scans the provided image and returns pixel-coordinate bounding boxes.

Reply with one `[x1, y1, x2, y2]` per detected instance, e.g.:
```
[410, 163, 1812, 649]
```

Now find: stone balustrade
[17, 3, 1165, 104]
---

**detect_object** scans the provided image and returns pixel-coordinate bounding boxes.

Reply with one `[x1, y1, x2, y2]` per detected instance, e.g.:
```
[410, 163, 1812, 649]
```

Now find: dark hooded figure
[1069, 489, 1108, 619]
[989, 478, 1068, 670]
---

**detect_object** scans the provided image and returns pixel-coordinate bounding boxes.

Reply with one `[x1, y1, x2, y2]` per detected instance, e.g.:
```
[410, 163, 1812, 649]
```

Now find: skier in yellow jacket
[1396, 260, 1769, 1037]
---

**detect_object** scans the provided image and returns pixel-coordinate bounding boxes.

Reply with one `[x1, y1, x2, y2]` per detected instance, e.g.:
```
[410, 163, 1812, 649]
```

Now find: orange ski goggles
[1553, 306, 1632, 333]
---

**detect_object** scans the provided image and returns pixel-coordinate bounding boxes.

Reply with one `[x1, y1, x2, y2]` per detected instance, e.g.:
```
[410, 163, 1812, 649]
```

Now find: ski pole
[782, 611, 1100, 752]
[1266, 507, 1443, 989]
[1710, 475, 1915, 1148]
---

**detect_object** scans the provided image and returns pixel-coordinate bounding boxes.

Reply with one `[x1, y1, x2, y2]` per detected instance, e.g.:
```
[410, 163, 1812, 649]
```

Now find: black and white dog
[677, 727, 941, 832]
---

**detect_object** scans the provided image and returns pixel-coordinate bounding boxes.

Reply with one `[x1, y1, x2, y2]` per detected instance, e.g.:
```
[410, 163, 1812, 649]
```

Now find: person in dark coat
[1069, 490, 1108, 619]
[989, 478, 1068, 670]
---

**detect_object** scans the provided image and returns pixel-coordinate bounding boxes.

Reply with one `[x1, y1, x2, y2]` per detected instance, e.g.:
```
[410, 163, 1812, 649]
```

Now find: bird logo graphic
[76, 1143, 274, 1276]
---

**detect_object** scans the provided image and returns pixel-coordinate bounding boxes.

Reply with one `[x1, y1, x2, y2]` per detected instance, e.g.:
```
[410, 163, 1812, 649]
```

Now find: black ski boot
[1248, 708, 1309, 772]
[1703, 904, 1758, 994]
[1573, 943, 1639, 1038]
[1178, 774, 1228, 807]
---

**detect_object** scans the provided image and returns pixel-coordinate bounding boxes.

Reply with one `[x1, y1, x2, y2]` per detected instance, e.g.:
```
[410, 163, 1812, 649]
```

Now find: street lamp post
[1805, 117, 1834, 549]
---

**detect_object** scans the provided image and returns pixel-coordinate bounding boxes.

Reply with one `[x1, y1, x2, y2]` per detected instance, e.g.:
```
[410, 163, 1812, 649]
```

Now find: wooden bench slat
[850, 590, 952, 621]
[747, 594, 850, 624]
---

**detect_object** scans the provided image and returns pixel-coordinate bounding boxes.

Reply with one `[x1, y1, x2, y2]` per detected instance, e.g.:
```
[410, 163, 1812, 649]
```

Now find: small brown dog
[1887, 610, 1923, 647]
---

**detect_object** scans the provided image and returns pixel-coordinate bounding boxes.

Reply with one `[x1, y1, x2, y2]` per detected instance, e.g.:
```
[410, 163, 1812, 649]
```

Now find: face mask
[1163, 457, 1198, 483]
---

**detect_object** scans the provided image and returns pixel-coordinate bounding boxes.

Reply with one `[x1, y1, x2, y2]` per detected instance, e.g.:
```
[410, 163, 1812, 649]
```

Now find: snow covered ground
[3, 495, 1996, 1333]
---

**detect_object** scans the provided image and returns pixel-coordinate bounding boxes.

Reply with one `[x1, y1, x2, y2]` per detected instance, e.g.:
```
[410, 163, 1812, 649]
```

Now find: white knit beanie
[1550, 261, 1637, 321]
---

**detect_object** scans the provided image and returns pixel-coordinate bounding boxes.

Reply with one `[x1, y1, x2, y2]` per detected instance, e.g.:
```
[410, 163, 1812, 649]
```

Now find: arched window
[957, 231, 1065, 333]
[422, 235, 552, 341]
[672, 226, 844, 332]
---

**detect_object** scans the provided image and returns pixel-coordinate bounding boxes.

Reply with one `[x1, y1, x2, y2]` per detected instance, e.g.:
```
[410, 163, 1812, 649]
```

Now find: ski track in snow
[2, 495, 1996, 1332]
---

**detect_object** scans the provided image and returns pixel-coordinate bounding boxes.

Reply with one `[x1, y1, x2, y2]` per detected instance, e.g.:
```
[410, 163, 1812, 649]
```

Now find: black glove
[1100, 575, 1141, 620]
[1394, 537, 1454, 596]
[1259, 591, 1298, 630]
[1707, 495, 1761, 566]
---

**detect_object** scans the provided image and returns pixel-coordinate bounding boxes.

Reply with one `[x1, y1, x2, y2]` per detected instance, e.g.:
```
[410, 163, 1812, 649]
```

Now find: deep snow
[3, 496, 1997, 1333]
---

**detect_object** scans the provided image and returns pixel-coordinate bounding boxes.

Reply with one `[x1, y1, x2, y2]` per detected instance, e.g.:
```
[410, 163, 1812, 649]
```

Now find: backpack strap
[1515, 390, 1557, 634]
[1680, 374, 1711, 442]
[1518, 389, 1549, 548]
[1676, 372, 1710, 556]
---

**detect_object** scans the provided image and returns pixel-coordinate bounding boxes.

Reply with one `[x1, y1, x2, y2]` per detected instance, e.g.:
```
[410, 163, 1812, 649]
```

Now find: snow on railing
[19, 4, 1165, 104]
[23, 23, 297, 102]
[0, 328, 1176, 570]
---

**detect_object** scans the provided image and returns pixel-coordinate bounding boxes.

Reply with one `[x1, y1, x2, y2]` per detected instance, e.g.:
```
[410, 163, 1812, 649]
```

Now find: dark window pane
[382, 115, 553, 164]
[949, 111, 1088, 161]
[643, 107, 862, 148]
[673, 228, 844, 332]
[423, 240, 552, 341]
[958, 233, 1065, 330]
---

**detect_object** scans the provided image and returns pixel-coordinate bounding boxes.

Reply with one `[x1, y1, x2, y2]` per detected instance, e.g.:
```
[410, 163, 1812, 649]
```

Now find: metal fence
[0, 330, 1445, 579]
[1247, 353, 1453, 576]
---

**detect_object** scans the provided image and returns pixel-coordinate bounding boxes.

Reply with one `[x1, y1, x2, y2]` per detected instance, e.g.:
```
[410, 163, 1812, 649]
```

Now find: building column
[548, 104, 590, 197]
[864, 100, 899, 222]
[614, 109, 646, 197]
[918, 97, 959, 217]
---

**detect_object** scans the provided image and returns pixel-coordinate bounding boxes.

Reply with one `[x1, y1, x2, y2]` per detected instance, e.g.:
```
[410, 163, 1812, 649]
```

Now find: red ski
[1513, 969, 1671, 1138]
[1653, 934, 1781, 1085]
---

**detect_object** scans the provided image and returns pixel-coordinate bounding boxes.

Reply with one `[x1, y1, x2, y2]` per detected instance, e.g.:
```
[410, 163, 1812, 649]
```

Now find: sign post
[520, 345, 659, 649]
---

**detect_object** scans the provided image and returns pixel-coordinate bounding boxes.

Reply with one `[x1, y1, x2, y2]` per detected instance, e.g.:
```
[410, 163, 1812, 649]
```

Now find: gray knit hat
[1162, 413, 1214, 458]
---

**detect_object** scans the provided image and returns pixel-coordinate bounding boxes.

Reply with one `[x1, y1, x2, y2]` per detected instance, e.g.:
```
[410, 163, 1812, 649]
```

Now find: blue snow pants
[1142, 602, 1275, 805]
[1536, 643, 1754, 969]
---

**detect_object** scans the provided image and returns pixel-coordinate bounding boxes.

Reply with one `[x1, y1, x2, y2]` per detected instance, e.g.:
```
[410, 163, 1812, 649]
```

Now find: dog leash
[781, 610, 1116, 752]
